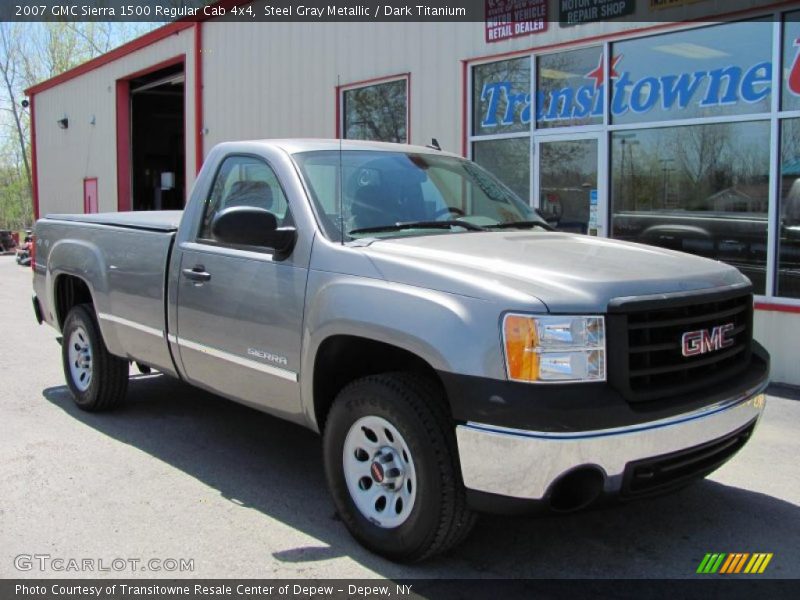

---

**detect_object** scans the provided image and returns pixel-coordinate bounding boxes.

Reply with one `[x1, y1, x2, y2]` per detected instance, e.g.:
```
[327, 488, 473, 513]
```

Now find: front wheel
[323, 373, 475, 562]
[61, 304, 128, 411]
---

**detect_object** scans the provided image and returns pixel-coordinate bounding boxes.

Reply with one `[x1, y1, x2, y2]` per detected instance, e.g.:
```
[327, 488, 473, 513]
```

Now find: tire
[61, 304, 128, 411]
[323, 372, 476, 562]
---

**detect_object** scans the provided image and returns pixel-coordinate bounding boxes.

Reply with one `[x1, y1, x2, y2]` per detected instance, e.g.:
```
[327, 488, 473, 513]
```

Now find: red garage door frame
[115, 54, 187, 212]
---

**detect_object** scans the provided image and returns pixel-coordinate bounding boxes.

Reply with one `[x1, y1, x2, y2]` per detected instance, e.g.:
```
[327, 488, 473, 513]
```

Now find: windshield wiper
[349, 220, 487, 235]
[489, 220, 554, 232]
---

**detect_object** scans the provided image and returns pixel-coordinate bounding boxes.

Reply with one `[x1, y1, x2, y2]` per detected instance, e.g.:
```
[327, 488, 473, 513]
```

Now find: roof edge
[23, 1, 253, 96]
[24, 21, 193, 96]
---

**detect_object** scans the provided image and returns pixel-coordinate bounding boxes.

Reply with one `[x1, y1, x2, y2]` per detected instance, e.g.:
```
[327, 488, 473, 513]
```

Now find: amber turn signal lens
[503, 315, 540, 382]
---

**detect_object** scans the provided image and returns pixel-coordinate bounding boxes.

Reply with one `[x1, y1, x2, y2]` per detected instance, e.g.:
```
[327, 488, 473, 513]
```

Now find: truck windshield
[292, 150, 545, 240]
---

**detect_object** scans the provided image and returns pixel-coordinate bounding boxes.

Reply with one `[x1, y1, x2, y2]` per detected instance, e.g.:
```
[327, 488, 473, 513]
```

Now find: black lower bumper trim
[440, 343, 768, 433]
[621, 418, 757, 499]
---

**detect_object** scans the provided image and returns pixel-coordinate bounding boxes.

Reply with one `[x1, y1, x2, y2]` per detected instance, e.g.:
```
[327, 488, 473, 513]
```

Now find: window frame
[337, 73, 411, 144]
[195, 153, 292, 254]
[466, 13, 800, 305]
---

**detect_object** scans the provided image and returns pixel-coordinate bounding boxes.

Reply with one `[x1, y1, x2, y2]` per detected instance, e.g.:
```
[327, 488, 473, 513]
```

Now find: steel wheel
[61, 304, 128, 411]
[67, 326, 93, 392]
[343, 415, 417, 529]
[324, 373, 475, 561]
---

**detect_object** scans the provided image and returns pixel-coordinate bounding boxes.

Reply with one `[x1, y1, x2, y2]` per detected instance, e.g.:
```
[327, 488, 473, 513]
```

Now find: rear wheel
[323, 372, 476, 562]
[61, 304, 128, 411]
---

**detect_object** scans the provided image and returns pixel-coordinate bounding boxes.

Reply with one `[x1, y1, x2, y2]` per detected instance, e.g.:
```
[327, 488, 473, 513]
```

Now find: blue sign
[480, 57, 772, 127]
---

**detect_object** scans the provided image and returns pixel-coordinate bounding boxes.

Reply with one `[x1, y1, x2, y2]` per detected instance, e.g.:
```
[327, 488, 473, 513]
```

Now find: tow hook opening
[547, 466, 605, 513]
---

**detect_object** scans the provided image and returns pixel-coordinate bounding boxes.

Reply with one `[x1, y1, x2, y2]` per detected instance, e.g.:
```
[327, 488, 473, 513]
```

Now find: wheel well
[313, 335, 446, 431]
[54, 275, 94, 329]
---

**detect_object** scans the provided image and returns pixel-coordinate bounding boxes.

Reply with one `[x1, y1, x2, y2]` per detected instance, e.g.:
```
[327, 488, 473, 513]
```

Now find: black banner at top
[0, 0, 785, 23]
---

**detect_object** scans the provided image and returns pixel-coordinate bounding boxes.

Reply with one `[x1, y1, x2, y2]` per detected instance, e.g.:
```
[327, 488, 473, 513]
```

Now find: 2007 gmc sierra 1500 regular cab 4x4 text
[32, 139, 769, 562]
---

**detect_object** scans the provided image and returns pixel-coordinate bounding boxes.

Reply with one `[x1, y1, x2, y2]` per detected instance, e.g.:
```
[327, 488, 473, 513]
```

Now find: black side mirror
[211, 206, 296, 257]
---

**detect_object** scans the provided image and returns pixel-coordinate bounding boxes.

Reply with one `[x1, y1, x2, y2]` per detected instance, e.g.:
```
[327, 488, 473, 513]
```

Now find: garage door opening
[128, 63, 185, 211]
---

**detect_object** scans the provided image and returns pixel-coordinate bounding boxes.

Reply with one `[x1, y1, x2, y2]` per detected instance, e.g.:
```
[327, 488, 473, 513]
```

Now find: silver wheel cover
[342, 415, 417, 529]
[67, 326, 93, 392]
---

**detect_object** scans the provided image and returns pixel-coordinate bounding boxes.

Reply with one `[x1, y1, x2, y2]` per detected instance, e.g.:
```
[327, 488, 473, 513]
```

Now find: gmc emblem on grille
[681, 323, 735, 357]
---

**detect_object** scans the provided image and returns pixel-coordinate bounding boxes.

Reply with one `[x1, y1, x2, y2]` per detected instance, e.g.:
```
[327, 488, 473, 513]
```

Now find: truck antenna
[338, 75, 345, 246]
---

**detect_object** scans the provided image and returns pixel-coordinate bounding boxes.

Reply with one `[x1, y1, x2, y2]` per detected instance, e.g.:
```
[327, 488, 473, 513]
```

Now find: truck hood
[360, 231, 748, 313]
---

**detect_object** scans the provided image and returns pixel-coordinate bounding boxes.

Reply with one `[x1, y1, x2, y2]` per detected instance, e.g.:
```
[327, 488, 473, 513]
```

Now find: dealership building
[25, 0, 800, 384]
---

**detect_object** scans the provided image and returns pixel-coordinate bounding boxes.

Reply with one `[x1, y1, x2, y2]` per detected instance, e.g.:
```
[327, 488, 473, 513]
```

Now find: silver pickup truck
[32, 139, 769, 562]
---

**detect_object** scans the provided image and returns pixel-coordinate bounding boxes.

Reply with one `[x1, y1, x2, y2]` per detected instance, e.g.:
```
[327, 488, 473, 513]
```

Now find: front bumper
[456, 380, 767, 505]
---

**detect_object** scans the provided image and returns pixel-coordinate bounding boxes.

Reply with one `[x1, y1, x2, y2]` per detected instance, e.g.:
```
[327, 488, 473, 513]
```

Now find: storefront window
[472, 138, 530, 202]
[778, 119, 800, 298]
[473, 57, 531, 136]
[536, 46, 604, 129]
[538, 139, 598, 234]
[611, 121, 770, 294]
[611, 19, 772, 125]
[782, 12, 800, 111]
[342, 78, 407, 143]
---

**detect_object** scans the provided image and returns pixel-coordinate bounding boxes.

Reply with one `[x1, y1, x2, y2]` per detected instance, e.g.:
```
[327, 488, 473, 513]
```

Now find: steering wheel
[434, 206, 466, 219]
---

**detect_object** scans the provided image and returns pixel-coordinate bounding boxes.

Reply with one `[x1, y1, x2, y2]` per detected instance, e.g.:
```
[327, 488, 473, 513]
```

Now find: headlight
[502, 314, 605, 383]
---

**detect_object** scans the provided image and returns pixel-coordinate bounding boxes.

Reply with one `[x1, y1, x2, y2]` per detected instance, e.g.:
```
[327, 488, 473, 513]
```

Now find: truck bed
[33, 213, 180, 377]
[45, 210, 183, 232]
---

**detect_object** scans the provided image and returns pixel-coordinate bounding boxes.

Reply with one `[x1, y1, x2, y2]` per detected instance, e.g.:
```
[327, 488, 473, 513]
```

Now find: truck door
[174, 154, 307, 418]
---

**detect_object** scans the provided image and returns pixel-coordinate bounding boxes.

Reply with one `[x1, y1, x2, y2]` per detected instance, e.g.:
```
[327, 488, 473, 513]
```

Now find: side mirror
[210, 206, 296, 257]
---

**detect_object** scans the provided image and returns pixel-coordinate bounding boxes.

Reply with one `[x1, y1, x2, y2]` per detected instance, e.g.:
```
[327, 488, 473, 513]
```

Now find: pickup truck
[611, 180, 800, 296]
[32, 139, 769, 562]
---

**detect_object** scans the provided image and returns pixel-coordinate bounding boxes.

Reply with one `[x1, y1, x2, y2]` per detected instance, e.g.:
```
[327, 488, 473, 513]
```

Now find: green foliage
[0, 22, 156, 227]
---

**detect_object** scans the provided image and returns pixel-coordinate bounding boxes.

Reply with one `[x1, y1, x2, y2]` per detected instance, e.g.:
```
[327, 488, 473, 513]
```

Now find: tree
[0, 22, 155, 229]
[0, 23, 32, 205]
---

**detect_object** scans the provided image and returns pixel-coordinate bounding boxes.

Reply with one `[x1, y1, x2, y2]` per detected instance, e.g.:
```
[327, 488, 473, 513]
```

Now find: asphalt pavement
[1, 255, 798, 579]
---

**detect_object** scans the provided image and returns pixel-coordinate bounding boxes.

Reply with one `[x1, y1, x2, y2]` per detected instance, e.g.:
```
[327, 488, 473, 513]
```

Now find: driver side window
[199, 155, 290, 241]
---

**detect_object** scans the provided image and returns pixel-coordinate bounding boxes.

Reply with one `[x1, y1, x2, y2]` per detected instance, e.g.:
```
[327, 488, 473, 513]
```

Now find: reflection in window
[611, 122, 769, 294]
[782, 12, 800, 111]
[472, 57, 531, 136]
[611, 19, 772, 125]
[778, 119, 800, 298]
[536, 47, 604, 129]
[538, 139, 598, 234]
[472, 138, 530, 202]
[343, 78, 407, 143]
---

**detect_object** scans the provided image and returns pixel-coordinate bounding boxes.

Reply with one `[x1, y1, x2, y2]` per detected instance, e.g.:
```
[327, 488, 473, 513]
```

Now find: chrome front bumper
[455, 382, 767, 501]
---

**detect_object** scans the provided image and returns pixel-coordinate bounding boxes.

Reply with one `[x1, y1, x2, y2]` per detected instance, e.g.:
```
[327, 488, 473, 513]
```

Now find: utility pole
[617, 134, 639, 211]
[661, 158, 675, 209]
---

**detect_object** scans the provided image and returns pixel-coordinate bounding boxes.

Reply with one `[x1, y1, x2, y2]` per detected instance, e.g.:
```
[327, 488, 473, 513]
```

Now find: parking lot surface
[1, 255, 798, 579]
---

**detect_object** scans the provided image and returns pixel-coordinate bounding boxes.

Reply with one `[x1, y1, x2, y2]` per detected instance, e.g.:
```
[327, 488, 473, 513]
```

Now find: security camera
[21, 99, 29, 109]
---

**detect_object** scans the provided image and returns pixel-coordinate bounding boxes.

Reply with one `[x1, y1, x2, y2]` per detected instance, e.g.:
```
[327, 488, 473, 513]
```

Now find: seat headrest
[226, 180, 273, 210]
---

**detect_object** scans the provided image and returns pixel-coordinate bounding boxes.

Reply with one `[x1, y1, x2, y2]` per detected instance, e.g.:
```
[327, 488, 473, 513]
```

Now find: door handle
[182, 265, 211, 282]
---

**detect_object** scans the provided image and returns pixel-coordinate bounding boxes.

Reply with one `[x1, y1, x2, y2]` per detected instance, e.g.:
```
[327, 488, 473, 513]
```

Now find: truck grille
[607, 288, 753, 403]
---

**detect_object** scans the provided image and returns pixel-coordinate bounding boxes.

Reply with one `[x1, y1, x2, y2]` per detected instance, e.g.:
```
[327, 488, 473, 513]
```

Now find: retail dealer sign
[485, 0, 548, 43]
[560, 0, 636, 25]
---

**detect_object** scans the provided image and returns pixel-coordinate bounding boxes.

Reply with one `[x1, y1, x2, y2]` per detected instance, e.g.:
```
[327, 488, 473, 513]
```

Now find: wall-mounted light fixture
[57, 116, 69, 129]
